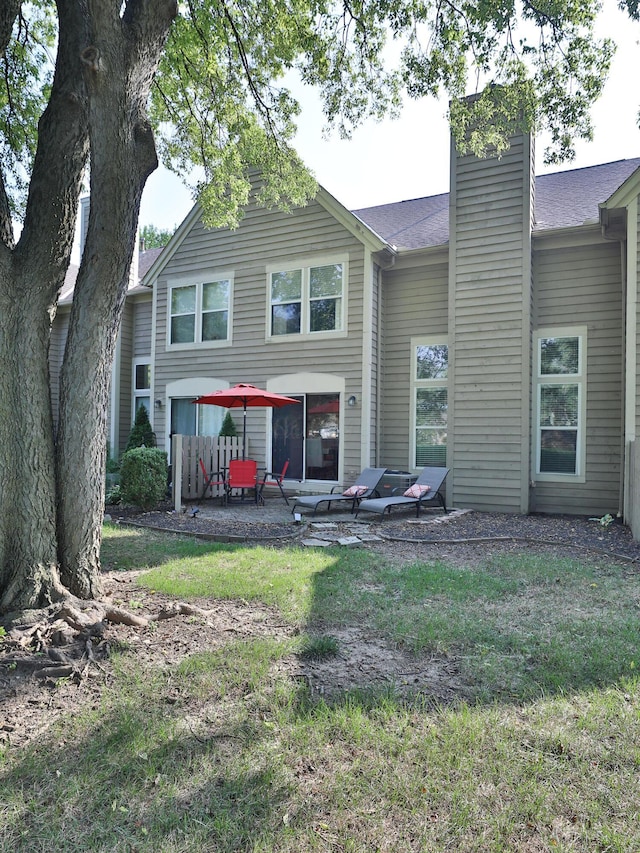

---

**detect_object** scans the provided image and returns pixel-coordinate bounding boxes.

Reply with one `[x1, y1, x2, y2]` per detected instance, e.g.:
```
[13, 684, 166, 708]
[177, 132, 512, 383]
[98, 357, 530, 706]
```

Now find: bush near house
[219, 411, 238, 437]
[119, 447, 168, 509]
[125, 405, 155, 452]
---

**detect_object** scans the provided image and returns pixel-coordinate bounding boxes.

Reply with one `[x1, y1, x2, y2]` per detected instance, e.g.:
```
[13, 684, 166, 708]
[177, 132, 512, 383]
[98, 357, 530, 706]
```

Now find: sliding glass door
[271, 393, 340, 481]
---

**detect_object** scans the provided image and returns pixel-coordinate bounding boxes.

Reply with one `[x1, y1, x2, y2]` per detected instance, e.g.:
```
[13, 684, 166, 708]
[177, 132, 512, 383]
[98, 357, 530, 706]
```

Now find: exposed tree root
[0, 594, 215, 684]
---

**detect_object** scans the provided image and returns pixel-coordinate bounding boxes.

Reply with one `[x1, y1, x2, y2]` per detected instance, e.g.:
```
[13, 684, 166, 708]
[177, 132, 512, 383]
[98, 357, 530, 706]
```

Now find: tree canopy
[140, 223, 174, 249]
[2, 1, 635, 237]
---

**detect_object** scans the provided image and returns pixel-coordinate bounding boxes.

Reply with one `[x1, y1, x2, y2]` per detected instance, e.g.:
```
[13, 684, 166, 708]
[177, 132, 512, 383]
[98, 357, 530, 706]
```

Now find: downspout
[620, 239, 628, 519]
[109, 333, 121, 455]
[623, 198, 637, 522]
[361, 248, 374, 469]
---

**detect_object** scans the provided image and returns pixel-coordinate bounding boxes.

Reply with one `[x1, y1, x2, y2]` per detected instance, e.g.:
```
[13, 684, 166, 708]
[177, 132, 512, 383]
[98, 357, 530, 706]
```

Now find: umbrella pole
[242, 406, 247, 459]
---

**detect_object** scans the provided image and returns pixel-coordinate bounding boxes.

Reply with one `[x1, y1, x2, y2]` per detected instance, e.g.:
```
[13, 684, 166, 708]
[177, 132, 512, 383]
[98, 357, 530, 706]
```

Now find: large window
[412, 340, 448, 468]
[170, 398, 222, 438]
[269, 261, 344, 337]
[535, 328, 586, 479]
[168, 278, 232, 347]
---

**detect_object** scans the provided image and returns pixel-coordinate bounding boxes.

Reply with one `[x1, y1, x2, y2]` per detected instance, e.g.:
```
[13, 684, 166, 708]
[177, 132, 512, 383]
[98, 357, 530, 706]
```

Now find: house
[51, 195, 162, 458]
[52, 127, 640, 532]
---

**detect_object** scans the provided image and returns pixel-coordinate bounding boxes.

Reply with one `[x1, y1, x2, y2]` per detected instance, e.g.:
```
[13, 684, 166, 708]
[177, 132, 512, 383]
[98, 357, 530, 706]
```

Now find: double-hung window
[168, 277, 232, 347]
[269, 259, 345, 338]
[412, 339, 448, 468]
[535, 328, 586, 480]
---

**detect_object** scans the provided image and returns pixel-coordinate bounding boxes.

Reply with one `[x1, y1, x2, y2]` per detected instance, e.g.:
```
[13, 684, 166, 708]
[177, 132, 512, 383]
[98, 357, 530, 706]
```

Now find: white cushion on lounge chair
[403, 483, 430, 498]
[343, 484, 368, 497]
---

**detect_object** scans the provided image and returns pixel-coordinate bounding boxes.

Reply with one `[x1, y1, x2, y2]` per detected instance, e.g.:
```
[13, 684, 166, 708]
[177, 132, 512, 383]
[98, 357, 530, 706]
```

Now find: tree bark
[0, 276, 64, 611]
[0, 0, 177, 612]
[56, 0, 177, 597]
[0, 1, 89, 612]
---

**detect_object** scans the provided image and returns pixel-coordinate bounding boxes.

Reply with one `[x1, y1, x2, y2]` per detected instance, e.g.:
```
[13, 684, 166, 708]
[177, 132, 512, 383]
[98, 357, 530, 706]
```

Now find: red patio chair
[225, 458, 259, 505]
[199, 458, 226, 502]
[257, 459, 290, 505]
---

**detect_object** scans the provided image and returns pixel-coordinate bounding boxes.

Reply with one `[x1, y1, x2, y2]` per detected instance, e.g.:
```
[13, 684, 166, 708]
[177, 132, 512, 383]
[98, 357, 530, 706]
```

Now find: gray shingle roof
[353, 158, 640, 250]
[138, 246, 163, 279]
[59, 246, 163, 304]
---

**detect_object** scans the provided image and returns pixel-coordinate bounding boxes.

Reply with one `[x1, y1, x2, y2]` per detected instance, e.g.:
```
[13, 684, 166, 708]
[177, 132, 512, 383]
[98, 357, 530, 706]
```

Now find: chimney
[448, 96, 535, 513]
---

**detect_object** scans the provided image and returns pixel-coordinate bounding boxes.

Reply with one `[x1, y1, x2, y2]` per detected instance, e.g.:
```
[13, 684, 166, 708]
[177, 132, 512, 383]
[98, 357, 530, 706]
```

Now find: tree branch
[16, 1, 89, 294]
[0, 0, 20, 249]
[0, 0, 20, 55]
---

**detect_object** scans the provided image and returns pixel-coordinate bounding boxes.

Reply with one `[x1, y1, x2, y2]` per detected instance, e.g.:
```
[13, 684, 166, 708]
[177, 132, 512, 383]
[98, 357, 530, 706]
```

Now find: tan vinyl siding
[109, 293, 153, 454]
[152, 195, 369, 475]
[367, 261, 381, 467]
[625, 198, 640, 533]
[532, 240, 623, 515]
[117, 303, 134, 453]
[449, 135, 533, 511]
[133, 296, 152, 357]
[379, 254, 449, 467]
[636, 200, 640, 436]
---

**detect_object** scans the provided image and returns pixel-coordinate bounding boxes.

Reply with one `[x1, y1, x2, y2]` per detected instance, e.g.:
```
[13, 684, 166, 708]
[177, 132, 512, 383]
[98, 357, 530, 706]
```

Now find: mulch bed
[106, 502, 640, 563]
[380, 512, 640, 562]
[106, 504, 298, 541]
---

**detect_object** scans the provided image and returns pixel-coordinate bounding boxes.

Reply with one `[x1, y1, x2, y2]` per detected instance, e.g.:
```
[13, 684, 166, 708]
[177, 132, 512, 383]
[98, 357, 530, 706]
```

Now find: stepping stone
[310, 522, 338, 530]
[301, 538, 333, 547]
[337, 536, 363, 547]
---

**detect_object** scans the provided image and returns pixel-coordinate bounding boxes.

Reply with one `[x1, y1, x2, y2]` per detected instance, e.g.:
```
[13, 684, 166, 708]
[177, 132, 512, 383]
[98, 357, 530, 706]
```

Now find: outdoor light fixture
[155, 399, 162, 408]
[347, 395, 357, 407]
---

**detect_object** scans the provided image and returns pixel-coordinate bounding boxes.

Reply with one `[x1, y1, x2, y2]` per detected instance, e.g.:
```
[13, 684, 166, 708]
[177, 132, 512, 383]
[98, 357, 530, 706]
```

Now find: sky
[138, 4, 640, 232]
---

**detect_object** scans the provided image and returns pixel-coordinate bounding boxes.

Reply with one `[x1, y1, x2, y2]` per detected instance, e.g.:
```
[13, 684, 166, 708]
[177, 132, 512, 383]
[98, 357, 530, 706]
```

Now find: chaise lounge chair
[291, 467, 387, 517]
[355, 467, 449, 518]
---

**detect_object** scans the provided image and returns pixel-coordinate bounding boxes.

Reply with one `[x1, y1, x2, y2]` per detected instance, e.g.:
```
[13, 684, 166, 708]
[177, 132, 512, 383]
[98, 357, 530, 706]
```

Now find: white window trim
[265, 255, 348, 342]
[166, 273, 234, 350]
[410, 336, 448, 471]
[533, 325, 587, 484]
[132, 358, 151, 420]
[164, 377, 229, 463]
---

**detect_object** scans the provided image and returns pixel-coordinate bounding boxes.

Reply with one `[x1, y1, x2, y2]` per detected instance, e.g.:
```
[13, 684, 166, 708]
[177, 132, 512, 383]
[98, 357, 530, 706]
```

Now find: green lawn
[2, 523, 639, 851]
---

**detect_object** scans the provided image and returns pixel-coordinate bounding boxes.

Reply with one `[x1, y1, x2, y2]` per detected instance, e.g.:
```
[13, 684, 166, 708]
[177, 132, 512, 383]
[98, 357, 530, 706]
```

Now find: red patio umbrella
[193, 383, 299, 459]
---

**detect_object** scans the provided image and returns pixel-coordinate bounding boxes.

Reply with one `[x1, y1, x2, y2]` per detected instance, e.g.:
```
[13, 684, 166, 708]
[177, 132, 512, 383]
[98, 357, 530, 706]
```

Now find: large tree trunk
[0, 274, 64, 611]
[0, 1, 177, 614]
[56, 1, 177, 598]
[0, 2, 89, 613]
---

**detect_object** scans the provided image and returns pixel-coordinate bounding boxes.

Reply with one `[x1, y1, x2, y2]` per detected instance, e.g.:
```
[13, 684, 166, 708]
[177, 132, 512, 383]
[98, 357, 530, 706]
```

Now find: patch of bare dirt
[0, 571, 296, 752]
[277, 627, 468, 705]
[1, 572, 468, 753]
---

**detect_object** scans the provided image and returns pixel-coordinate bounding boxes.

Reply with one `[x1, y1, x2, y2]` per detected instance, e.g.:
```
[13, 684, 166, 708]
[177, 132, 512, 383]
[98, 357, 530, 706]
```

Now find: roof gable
[142, 184, 390, 287]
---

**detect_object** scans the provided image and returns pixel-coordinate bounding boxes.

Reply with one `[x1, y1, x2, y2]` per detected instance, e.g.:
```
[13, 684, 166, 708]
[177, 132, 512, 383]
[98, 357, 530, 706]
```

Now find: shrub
[219, 411, 238, 437]
[126, 405, 155, 452]
[105, 484, 123, 505]
[120, 447, 168, 509]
